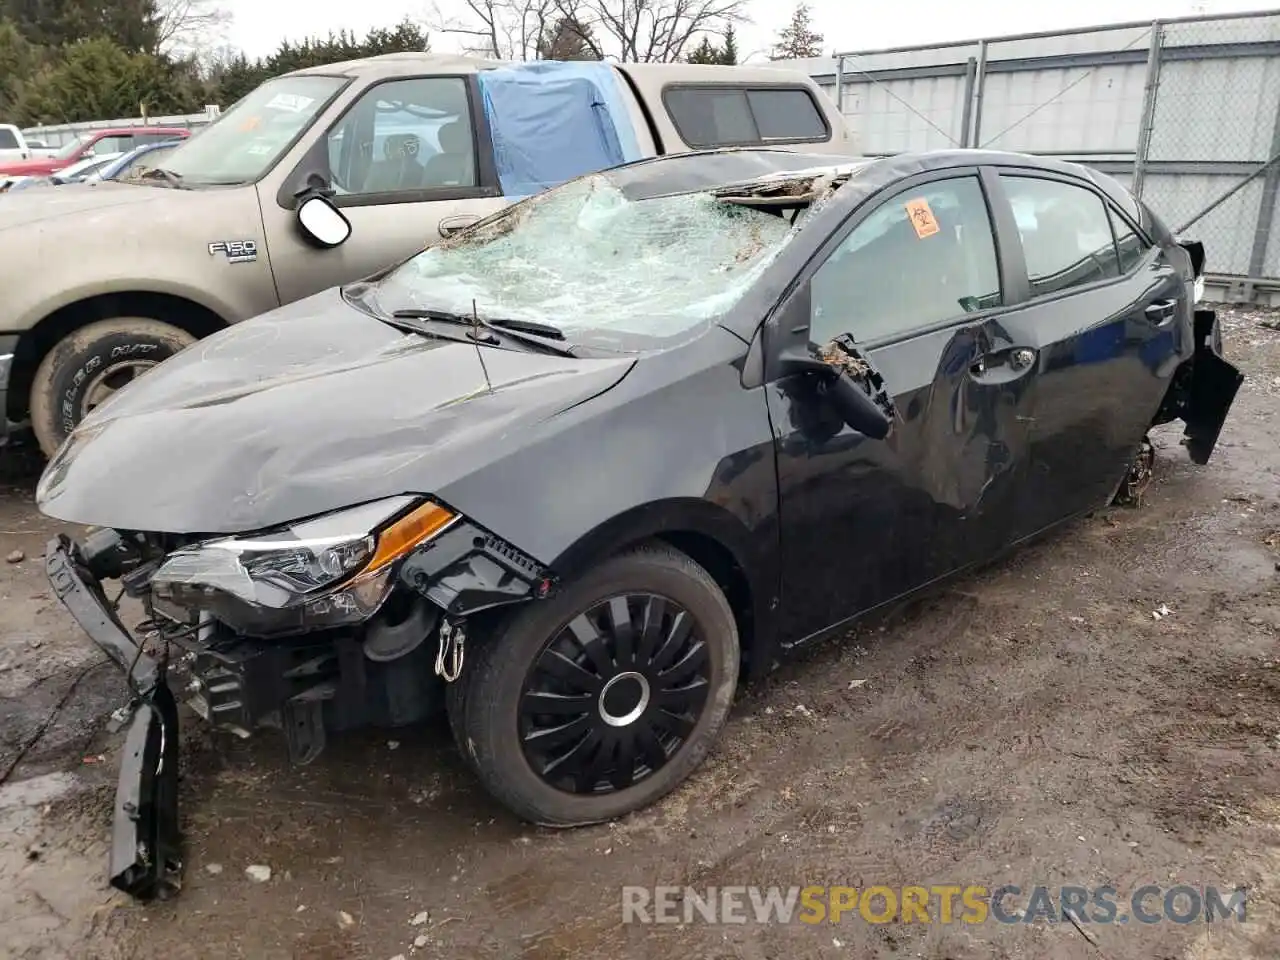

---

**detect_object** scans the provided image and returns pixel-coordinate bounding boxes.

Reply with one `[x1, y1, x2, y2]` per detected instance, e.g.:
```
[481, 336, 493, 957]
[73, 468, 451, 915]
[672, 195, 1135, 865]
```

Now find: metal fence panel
[838, 74, 969, 153]
[1143, 173, 1263, 275]
[802, 8, 1280, 293]
[974, 62, 1147, 154]
[1146, 54, 1280, 163]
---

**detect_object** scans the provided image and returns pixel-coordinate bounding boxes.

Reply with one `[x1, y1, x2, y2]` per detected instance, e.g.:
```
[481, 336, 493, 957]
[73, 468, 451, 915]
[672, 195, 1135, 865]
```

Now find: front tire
[30, 317, 195, 456]
[450, 544, 739, 826]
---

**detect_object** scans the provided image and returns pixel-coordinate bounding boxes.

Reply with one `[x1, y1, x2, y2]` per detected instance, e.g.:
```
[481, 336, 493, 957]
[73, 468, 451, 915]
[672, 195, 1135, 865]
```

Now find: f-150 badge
[208, 240, 258, 264]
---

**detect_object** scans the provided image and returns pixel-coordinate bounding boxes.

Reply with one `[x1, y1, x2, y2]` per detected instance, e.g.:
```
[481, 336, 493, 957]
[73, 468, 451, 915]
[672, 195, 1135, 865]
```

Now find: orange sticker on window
[239, 115, 262, 131]
[904, 197, 940, 239]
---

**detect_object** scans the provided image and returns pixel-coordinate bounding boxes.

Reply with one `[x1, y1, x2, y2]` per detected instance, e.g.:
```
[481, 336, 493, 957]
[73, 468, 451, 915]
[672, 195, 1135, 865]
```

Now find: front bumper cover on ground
[46, 536, 182, 900]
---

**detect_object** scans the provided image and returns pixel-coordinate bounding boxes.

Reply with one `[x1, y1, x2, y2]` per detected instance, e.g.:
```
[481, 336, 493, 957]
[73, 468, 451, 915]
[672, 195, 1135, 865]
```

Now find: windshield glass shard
[369, 174, 799, 351]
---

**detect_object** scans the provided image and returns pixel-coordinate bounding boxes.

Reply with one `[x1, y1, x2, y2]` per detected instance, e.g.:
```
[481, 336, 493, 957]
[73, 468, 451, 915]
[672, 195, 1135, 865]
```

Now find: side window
[746, 89, 827, 140]
[134, 132, 177, 146]
[91, 135, 134, 155]
[810, 176, 1001, 345]
[1001, 175, 1121, 297]
[0, 128, 18, 149]
[1108, 207, 1152, 274]
[325, 77, 476, 198]
[663, 85, 828, 149]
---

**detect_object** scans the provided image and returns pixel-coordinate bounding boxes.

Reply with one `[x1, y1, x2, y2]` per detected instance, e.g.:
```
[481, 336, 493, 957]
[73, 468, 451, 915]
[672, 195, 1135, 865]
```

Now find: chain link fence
[817, 9, 1280, 299]
[1144, 14, 1280, 287]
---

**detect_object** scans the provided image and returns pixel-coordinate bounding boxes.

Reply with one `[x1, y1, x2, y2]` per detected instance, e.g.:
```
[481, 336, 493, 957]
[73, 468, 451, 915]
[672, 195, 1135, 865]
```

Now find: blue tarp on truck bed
[477, 62, 644, 199]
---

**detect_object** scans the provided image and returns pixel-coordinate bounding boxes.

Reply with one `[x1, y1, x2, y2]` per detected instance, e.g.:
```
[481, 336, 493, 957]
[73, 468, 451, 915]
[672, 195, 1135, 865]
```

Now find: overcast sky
[224, 0, 1265, 61]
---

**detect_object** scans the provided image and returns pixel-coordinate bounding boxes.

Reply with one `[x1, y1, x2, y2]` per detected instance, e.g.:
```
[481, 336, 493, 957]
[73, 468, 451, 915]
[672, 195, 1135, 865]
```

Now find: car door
[990, 171, 1186, 537]
[261, 74, 510, 306]
[764, 170, 1040, 647]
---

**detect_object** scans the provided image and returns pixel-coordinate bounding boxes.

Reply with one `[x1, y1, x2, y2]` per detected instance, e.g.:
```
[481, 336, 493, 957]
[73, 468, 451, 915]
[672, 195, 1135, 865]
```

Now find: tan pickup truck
[0, 53, 851, 456]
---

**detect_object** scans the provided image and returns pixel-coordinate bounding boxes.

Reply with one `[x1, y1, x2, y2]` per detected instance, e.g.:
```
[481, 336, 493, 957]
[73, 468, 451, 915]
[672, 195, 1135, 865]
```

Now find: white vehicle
[22, 138, 59, 158]
[0, 124, 38, 161]
[0, 125, 57, 161]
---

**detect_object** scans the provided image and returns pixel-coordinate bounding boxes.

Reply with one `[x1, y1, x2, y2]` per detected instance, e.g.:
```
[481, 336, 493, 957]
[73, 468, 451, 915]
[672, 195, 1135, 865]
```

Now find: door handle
[1144, 299, 1177, 324]
[970, 347, 1037, 378]
[439, 214, 480, 238]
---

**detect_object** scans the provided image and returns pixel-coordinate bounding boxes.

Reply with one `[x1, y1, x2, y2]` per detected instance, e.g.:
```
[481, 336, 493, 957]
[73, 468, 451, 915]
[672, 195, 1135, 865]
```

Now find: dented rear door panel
[769, 317, 1035, 647]
[1010, 247, 1187, 538]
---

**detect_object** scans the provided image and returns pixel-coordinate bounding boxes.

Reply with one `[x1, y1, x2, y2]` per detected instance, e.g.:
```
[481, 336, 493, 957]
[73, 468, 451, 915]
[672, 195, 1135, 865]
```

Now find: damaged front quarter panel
[398, 519, 555, 618]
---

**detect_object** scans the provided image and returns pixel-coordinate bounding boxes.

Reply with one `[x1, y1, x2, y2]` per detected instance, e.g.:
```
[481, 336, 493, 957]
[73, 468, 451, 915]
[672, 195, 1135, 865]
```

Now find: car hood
[0, 180, 170, 230]
[36, 291, 636, 535]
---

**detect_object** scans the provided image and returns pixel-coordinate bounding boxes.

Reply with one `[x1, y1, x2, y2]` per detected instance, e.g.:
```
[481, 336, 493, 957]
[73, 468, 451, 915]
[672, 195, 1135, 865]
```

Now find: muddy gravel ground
[2, 307, 1279, 960]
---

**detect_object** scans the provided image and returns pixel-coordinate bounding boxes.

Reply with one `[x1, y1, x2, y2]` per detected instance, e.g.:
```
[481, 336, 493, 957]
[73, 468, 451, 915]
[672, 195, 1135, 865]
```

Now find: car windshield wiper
[391, 308, 565, 340]
[390, 308, 573, 354]
[135, 166, 185, 189]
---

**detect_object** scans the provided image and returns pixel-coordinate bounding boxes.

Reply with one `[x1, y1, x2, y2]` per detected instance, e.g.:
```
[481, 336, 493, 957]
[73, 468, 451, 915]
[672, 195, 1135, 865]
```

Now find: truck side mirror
[296, 193, 352, 249]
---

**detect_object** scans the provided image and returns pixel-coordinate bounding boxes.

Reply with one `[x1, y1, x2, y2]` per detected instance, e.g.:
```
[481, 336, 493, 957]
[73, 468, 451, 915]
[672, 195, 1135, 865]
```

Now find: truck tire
[448, 543, 739, 827]
[30, 318, 195, 456]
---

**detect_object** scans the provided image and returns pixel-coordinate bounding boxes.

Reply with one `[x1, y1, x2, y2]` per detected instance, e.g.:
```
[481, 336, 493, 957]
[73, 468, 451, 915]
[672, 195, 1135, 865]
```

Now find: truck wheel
[449, 544, 739, 827]
[30, 318, 195, 456]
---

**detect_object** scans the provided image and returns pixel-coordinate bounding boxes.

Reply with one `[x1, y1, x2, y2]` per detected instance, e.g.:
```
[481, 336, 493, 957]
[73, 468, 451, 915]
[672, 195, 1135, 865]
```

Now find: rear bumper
[1183, 309, 1244, 465]
[46, 536, 180, 899]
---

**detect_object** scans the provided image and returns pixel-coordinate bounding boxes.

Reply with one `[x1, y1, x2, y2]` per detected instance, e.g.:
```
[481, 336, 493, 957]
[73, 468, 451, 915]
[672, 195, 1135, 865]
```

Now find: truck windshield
[366, 173, 798, 351]
[54, 136, 89, 159]
[163, 75, 347, 185]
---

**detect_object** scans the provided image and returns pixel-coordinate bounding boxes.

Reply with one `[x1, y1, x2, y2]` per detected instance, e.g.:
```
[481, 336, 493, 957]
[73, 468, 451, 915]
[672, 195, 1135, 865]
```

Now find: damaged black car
[35, 147, 1241, 899]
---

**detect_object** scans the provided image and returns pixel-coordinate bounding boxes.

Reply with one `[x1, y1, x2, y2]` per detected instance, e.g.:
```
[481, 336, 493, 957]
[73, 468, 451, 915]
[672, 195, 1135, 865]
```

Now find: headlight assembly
[151, 497, 457, 637]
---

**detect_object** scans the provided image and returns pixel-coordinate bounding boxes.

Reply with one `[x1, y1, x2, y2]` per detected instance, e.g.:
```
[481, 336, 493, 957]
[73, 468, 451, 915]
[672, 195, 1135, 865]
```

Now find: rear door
[261, 74, 509, 305]
[988, 170, 1184, 537]
[767, 169, 1040, 646]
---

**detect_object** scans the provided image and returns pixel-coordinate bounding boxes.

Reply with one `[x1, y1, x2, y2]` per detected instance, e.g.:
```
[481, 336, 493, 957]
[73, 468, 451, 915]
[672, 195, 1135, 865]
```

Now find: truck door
[261, 74, 509, 306]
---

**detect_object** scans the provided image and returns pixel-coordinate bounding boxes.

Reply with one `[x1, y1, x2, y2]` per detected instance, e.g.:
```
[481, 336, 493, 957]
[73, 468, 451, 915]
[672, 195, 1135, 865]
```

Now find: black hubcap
[520, 593, 711, 795]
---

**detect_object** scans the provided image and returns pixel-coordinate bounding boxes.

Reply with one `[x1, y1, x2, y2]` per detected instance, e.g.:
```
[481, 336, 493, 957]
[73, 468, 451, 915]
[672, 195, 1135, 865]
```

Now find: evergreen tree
[686, 25, 737, 66]
[770, 3, 823, 60]
[3, 0, 161, 52]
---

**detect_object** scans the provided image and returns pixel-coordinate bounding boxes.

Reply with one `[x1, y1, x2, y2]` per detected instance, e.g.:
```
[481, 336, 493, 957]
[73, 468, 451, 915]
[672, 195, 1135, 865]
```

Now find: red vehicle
[0, 126, 191, 177]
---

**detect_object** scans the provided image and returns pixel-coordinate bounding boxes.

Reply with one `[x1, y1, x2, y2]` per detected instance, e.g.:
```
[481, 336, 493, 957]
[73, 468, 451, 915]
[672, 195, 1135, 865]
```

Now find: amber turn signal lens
[365, 501, 456, 573]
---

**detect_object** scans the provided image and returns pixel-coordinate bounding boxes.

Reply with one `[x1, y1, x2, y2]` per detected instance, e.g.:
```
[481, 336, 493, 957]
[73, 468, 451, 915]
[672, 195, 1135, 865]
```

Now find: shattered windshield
[367, 173, 799, 350]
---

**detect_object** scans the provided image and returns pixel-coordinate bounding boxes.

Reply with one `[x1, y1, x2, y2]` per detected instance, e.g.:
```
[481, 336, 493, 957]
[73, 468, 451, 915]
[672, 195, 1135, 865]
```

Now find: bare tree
[430, 0, 559, 61]
[155, 0, 232, 56]
[560, 0, 750, 62]
[437, 0, 749, 62]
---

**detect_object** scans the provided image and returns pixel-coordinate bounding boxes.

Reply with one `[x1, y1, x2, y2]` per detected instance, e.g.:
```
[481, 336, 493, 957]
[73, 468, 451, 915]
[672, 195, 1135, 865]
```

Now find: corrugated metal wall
[787, 10, 1280, 291]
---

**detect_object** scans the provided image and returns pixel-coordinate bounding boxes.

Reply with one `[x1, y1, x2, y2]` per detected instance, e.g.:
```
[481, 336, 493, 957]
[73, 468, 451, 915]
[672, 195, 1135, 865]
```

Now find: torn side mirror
[779, 346, 893, 440]
[295, 192, 352, 249]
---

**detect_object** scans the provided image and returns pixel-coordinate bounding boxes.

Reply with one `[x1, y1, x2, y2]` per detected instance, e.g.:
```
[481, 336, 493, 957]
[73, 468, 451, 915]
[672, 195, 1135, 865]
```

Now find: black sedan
[35, 148, 1241, 899]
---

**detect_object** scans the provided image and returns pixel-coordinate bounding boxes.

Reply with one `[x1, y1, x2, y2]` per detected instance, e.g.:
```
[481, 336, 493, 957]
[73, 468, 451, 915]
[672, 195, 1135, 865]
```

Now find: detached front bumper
[46, 536, 182, 900]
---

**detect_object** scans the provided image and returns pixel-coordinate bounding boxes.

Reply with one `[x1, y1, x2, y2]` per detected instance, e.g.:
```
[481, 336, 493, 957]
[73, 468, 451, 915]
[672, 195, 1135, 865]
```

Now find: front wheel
[450, 544, 740, 826]
[30, 318, 196, 456]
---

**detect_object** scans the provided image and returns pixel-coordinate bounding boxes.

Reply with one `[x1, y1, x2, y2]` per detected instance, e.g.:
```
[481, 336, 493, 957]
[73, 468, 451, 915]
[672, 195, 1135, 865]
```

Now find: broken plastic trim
[399, 519, 553, 618]
[45, 537, 182, 900]
[818, 334, 897, 423]
[1180, 309, 1244, 465]
[110, 683, 181, 900]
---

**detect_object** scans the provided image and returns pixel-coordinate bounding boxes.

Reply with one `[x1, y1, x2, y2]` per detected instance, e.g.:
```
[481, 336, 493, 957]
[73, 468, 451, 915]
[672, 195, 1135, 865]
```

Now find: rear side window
[1108, 207, 1152, 274]
[663, 85, 828, 148]
[1001, 175, 1120, 297]
[0, 128, 18, 149]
